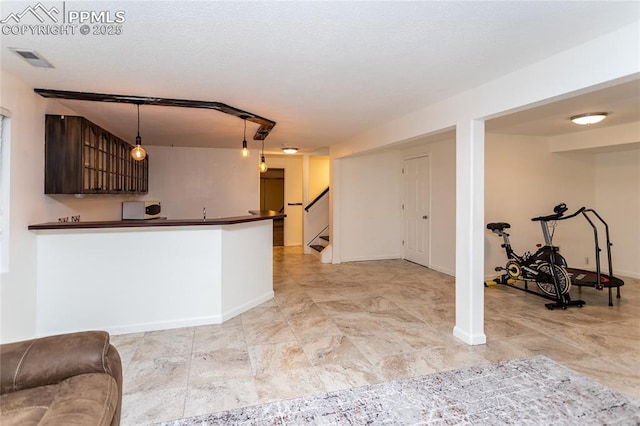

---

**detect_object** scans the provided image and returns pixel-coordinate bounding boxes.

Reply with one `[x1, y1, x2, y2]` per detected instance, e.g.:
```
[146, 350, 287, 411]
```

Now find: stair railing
[304, 187, 330, 251]
[304, 187, 329, 212]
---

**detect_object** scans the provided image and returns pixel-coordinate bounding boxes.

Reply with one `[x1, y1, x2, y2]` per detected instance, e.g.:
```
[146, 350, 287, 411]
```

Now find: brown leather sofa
[0, 331, 122, 426]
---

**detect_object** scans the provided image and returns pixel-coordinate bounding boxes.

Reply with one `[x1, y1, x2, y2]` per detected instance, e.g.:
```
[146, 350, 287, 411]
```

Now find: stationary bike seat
[487, 222, 510, 231]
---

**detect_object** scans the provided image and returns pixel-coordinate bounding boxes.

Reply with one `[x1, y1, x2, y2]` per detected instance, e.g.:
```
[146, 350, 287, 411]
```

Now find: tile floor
[112, 246, 640, 425]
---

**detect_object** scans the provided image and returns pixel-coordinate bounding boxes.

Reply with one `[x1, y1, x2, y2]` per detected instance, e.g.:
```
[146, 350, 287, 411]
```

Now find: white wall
[264, 154, 303, 246]
[146, 146, 258, 219]
[594, 148, 640, 278]
[401, 138, 456, 275]
[308, 155, 330, 200]
[338, 150, 402, 262]
[0, 73, 46, 342]
[484, 133, 596, 278]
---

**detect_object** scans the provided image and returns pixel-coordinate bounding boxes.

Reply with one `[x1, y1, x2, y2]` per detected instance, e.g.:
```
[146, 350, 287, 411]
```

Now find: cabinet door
[82, 121, 99, 193]
[115, 138, 128, 192]
[45, 115, 83, 194]
[106, 133, 119, 192]
[95, 129, 110, 192]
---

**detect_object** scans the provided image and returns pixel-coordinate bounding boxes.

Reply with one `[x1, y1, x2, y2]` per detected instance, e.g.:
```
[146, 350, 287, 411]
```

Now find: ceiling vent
[9, 48, 54, 68]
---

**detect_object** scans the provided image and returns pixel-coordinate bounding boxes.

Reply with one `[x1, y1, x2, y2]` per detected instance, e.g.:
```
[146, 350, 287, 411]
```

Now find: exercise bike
[486, 203, 586, 310]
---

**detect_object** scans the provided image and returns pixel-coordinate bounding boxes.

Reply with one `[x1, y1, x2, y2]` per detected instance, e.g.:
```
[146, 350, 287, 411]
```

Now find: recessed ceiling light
[8, 48, 54, 68]
[570, 112, 608, 125]
[282, 147, 298, 154]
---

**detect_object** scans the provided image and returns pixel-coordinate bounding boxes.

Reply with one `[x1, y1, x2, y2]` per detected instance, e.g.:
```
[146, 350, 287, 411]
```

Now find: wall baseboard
[615, 269, 640, 280]
[221, 292, 275, 322]
[428, 264, 455, 277]
[341, 253, 401, 263]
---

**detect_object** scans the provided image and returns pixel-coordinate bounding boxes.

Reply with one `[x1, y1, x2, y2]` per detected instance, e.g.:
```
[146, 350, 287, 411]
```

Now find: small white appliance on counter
[122, 201, 161, 220]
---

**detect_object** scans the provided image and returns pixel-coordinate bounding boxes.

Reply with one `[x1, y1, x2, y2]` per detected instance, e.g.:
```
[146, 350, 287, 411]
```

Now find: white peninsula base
[33, 220, 274, 336]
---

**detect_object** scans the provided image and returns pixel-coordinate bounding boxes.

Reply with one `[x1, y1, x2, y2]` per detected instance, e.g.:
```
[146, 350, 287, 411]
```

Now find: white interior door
[403, 156, 430, 266]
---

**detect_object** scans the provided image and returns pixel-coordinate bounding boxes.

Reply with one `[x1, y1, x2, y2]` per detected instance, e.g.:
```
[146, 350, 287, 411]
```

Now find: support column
[453, 119, 486, 345]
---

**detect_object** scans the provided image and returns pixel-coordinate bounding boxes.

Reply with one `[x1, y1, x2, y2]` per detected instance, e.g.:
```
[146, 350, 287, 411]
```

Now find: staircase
[310, 234, 329, 253]
[304, 187, 331, 263]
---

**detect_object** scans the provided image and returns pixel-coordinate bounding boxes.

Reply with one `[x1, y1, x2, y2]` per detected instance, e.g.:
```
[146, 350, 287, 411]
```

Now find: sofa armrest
[0, 331, 122, 395]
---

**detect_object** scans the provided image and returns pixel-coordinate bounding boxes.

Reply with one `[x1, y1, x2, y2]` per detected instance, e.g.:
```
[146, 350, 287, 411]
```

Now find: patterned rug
[155, 355, 640, 425]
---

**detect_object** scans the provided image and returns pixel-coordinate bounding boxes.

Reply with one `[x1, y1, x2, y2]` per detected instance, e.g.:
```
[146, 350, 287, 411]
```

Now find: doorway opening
[260, 168, 285, 246]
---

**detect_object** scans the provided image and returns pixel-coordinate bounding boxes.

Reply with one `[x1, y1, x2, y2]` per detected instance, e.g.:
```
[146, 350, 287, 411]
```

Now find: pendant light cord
[137, 104, 141, 138]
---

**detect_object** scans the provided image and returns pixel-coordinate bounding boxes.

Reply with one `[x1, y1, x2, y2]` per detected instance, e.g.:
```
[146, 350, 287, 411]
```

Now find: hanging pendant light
[131, 104, 147, 161]
[241, 117, 249, 158]
[259, 140, 268, 173]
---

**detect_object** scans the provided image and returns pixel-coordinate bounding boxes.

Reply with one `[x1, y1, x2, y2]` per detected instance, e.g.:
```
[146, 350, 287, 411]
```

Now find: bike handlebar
[531, 204, 585, 222]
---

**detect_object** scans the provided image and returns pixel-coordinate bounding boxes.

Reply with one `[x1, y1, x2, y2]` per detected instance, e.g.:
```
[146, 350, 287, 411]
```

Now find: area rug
[156, 355, 640, 425]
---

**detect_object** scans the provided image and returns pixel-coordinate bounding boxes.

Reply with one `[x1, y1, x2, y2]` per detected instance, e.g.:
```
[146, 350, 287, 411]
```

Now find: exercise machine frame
[565, 208, 624, 307]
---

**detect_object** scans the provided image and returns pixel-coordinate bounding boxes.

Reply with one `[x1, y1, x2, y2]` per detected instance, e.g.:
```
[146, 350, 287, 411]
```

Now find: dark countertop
[28, 210, 285, 231]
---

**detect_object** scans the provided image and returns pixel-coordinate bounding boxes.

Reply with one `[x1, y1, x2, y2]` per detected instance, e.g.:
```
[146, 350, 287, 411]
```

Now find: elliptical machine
[486, 203, 585, 310]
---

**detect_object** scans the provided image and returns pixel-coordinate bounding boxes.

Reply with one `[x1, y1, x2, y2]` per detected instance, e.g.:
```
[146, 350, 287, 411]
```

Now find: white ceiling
[1, 1, 639, 153]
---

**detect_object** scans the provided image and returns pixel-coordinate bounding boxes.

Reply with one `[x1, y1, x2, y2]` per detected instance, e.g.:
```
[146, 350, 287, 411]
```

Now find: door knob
[422, 215, 428, 219]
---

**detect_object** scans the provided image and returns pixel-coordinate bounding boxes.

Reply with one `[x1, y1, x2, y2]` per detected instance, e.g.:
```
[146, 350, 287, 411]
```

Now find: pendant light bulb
[131, 144, 146, 161]
[241, 139, 249, 158]
[240, 117, 250, 158]
[131, 104, 147, 161]
[259, 139, 267, 173]
[259, 154, 268, 173]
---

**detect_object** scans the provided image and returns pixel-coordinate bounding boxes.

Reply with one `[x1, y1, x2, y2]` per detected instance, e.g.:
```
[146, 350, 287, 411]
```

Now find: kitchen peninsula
[28, 211, 284, 336]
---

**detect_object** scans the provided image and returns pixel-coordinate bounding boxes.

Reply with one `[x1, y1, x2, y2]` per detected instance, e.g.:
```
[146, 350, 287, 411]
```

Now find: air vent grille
[9, 48, 54, 68]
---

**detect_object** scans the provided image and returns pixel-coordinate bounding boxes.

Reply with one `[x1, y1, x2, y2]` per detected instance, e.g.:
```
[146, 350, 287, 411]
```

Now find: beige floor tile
[348, 333, 416, 364]
[288, 316, 343, 341]
[500, 332, 591, 364]
[109, 332, 144, 366]
[254, 367, 325, 404]
[240, 305, 286, 326]
[316, 296, 400, 315]
[413, 344, 493, 372]
[183, 378, 259, 418]
[132, 327, 194, 361]
[192, 324, 246, 353]
[242, 320, 298, 345]
[121, 386, 186, 426]
[313, 359, 385, 392]
[564, 349, 640, 400]
[376, 350, 440, 381]
[301, 335, 369, 366]
[332, 313, 389, 336]
[189, 348, 253, 385]
[247, 341, 311, 374]
[549, 320, 640, 357]
[279, 300, 327, 320]
[124, 355, 190, 394]
[483, 315, 539, 339]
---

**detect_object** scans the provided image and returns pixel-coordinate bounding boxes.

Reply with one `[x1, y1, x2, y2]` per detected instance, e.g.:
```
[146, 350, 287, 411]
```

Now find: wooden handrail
[305, 187, 329, 212]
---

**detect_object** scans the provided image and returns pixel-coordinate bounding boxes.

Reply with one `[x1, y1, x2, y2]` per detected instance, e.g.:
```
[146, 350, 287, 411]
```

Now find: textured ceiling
[1, 1, 639, 153]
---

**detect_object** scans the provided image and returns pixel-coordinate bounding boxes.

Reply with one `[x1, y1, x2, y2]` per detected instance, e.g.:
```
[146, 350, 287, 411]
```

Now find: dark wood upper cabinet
[45, 115, 148, 194]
